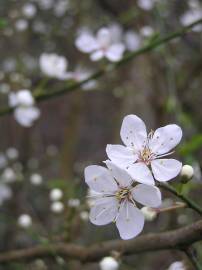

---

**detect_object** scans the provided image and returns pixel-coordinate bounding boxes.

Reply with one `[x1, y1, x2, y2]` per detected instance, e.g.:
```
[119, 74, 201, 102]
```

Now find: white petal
[84, 165, 118, 193]
[151, 159, 182, 182]
[105, 160, 133, 187]
[132, 184, 162, 207]
[75, 33, 98, 53]
[97, 28, 111, 48]
[120, 114, 147, 151]
[89, 197, 118, 225]
[127, 162, 155, 185]
[116, 202, 144, 240]
[105, 43, 125, 62]
[90, 50, 104, 61]
[14, 106, 40, 127]
[106, 144, 136, 169]
[149, 124, 182, 155]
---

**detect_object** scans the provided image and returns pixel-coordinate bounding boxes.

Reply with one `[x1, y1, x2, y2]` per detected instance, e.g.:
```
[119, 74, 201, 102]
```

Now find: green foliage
[179, 134, 202, 156]
[0, 18, 7, 29]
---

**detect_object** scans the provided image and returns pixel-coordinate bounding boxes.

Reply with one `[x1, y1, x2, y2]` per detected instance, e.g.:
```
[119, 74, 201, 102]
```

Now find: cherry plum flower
[39, 53, 70, 80]
[75, 27, 125, 62]
[85, 161, 161, 240]
[9, 89, 40, 127]
[106, 115, 182, 185]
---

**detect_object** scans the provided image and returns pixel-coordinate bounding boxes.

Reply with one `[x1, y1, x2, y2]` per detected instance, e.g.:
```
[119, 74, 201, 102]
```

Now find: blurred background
[0, 0, 202, 269]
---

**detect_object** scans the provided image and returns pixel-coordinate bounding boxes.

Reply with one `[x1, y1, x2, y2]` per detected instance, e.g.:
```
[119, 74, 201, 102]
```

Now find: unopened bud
[141, 206, 157, 221]
[180, 165, 194, 183]
[99, 256, 119, 270]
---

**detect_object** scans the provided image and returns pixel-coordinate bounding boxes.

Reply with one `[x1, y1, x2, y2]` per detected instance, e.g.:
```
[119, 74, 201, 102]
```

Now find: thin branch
[184, 247, 202, 270]
[0, 18, 202, 117]
[0, 220, 202, 264]
[159, 183, 202, 216]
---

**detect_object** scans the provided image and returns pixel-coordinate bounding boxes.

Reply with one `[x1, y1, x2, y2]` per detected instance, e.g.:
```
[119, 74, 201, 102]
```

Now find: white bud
[18, 214, 32, 228]
[51, 201, 64, 213]
[68, 198, 80, 208]
[80, 211, 89, 221]
[6, 147, 19, 160]
[2, 168, 16, 183]
[141, 206, 157, 221]
[30, 173, 43, 185]
[49, 188, 63, 201]
[180, 165, 194, 182]
[99, 257, 119, 270]
[167, 261, 185, 270]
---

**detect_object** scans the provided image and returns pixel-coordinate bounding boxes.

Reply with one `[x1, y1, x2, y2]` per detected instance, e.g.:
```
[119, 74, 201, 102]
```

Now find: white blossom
[6, 147, 19, 160]
[49, 188, 63, 201]
[124, 30, 141, 51]
[85, 161, 161, 240]
[80, 211, 89, 221]
[51, 201, 64, 213]
[30, 173, 43, 185]
[180, 7, 202, 32]
[9, 89, 40, 127]
[137, 0, 155, 10]
[2, 168, 16, 183]
[0, 184, 12, 205]
[140, 26, 154, 37]
[15, 19, 28, 32]
[99, 256, 119, 270]
[39, 53, 69, 80]
[180, 165, 194, 181]
[0, 154, 7, 169]
[22, 3, 37, 18]
[18, 214, 32, 228]
[141, 206, 157, 221]
[167, 261, 186, 270]
[106, 114, 182, 185]
[68, 198, 80, 208]
[75, 27, 125, 62]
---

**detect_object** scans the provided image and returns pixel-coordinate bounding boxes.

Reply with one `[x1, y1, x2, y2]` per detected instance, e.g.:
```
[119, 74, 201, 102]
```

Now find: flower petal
[127, 162, 155, 185]
[116, 202, 144, 240]
[90, 50, 104, 61]
[105, 43, 125, 62]
[89, 197, 118, 225]
[120, 114, 147, 151]
[106, 144, 136, 169]
[75, 33, 98, 53]
[105, 160, 133, 187]
[97, 28, 111, 48]
[14, 106, 40, 127]
[132, 184, 162, 207]
[149, 124, 182, 155]
[151, 159, 182, 182]
[84, 165, 118, 193]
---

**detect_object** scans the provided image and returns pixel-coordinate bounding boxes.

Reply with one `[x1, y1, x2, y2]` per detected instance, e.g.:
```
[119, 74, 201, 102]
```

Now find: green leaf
[178, 134, 202, 156]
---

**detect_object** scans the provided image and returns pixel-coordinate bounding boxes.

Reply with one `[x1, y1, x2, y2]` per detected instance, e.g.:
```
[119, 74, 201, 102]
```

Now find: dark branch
[0, 220, 202, 264]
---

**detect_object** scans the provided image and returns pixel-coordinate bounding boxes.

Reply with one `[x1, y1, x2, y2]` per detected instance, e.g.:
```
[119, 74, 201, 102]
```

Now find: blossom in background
[99, 256, 119, 270]
[66, 66, 97, 90]
[39, 53, 70, 80]
[75, 27, 125, 62]
[9, 89, 40, 127]
[140, 25, 154, 37]
[85, 161, 161, 240]
[0, 184, 12, 205]
[124, 30, 141, 51]
[6, 147, 19, 160]
[141, 206, 157, 221]
[167, 261, 186, 270]
[49, 188, 63, 201]
[51, 201, 64, 213]
[106, 115, 182, 185]
[30, 173, 43, 185]
[18, 214, 32, 228]
[137, 0, 156, 10]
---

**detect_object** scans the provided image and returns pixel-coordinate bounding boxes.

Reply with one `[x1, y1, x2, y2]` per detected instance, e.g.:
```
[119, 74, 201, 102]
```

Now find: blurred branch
[0, 18, 202, 117]
[159, 183, 202, 215]
[184, 247, 202, 270]
[0, 220, 202, 263]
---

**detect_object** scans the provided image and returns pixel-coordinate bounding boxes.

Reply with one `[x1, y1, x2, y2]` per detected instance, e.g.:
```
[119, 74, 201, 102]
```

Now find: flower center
[115, 188, 130, 201]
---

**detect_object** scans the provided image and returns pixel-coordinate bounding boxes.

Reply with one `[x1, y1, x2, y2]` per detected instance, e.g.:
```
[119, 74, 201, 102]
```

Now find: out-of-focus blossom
[167, 261, 186, 270]
[141, 206, 157, 221]
[18, 214, 32, 228]
[39, 53, 69, 80]
[137, 0, 156, 10]
[15, 19, 28, 31]
[124, 30, 141, 51]
[49, 188, 63, 201]
[35, 0, 54, 10]
[106, 114, 182, 185]
[9, 89, 40, 127]
[51, 201, 64, 213]
[0, 83, 10, 94]
[68, 198, 80, 208]
[180, 6, 202, 32]
[30, 173, 43, 185]
[85, 161, 161, 239]
[99, 256, 119, 270]
[2, 168, 16, 183]
[80, 211, 89, 221]
[75, 27, 125, 62]
[140, 26, 154, 37]
[0, 184, 12, 205]
[22, 3, 37, 18]
[66, 67, 97, 90]
[53, 0, 70, 17]
[6, 147, 19, 160]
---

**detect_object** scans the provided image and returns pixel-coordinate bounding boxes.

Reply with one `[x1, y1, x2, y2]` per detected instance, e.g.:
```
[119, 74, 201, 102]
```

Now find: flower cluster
[84, 114, 182, 240]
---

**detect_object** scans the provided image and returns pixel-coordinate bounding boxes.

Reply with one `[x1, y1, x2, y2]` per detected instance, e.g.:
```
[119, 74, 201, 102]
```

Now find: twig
[0, 220, 202, 264]
[159, 183, 202, 216]
[184, 247, 202, 270]
[0, 18, 202, 117]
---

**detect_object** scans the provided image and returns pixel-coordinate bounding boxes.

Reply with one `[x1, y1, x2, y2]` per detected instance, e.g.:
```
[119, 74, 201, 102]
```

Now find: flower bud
[141, 206, 157, 221]
[180, 165, 194, 183]
[99, 257, 119, 270]
[18, 214, 32, 228]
